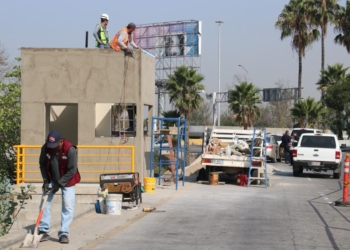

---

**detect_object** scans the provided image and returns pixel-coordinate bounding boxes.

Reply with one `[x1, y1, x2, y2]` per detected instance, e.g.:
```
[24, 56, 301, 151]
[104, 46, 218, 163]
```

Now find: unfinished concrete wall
[21, 48, 155, 179]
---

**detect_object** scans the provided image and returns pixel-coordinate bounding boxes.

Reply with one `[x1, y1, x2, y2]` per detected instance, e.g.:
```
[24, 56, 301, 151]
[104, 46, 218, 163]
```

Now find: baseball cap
[46, 131, 61, 148]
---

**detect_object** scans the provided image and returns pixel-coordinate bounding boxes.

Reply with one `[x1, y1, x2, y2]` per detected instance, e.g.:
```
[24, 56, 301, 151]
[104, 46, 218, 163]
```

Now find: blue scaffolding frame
[149, 117, 187, 190]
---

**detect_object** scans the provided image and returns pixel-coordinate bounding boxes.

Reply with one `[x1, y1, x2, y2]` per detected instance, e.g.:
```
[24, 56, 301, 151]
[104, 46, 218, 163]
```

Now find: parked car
[265, 135, 281, 163]
[292, 133, 341, 178]
[291, 128, 322, 139]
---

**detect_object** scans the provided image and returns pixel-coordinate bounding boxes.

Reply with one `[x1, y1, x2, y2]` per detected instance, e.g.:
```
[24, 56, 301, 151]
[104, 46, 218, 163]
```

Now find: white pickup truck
[201, 128, 265, 179]
[292, 133, 342, 179]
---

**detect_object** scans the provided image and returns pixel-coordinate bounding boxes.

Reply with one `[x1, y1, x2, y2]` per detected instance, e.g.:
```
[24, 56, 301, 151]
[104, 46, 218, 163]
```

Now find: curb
[0, 206, 95, 249]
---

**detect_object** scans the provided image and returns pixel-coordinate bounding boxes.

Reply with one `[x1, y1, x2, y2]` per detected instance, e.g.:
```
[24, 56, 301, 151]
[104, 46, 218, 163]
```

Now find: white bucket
[105, 194, 123, 215]
[98, 197, 106, 214]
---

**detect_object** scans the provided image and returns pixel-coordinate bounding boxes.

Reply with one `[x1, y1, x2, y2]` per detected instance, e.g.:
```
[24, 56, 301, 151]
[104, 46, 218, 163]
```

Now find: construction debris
[206, 137, 263, 156]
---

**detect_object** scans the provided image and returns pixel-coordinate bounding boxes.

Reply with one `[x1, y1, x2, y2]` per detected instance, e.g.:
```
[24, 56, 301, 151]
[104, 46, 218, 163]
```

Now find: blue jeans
[97, 43, 110, 49]
[38, 185, 75, 238]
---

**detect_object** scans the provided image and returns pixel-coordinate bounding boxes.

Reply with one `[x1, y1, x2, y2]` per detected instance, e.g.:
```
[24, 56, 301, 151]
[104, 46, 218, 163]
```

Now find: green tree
[334, 0, 350, 53]
[290, 97, 326, 128]
[0, 58, 21, 185]
[323, 75, 350, 138]
[0, 42, 8, 76]
[0, 56, 34, 237]
[227, 82, 261, 130]
[161, 110, 181, 128]
[190, 100, 212, 126]
[316, 63, 349, 92]
[220, 109, 238, 127]
[166, 66, 205, 165]
[307, 0, 340, 72]
[276, 0, 320, 99]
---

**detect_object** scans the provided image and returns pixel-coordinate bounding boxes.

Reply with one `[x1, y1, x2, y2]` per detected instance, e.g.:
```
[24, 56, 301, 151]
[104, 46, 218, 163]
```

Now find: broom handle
[33, 194, 49, 235]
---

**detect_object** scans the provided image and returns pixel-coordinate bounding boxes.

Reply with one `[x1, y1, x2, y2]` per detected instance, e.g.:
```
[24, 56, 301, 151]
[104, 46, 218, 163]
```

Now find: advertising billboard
[134, 20, 202, 58]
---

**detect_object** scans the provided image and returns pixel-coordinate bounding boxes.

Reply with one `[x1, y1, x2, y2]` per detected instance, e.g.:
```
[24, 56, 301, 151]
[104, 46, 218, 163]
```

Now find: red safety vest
[110, 27, 130, 51]
[46, 139, 81, 187]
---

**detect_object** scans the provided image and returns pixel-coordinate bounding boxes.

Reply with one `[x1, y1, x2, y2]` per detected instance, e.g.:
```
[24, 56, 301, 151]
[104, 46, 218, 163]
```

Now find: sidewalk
[3, 180, 193, 250]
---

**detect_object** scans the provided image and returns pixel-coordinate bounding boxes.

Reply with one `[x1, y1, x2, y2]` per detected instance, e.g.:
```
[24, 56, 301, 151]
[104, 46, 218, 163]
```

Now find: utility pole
[216, 20, 223, 126]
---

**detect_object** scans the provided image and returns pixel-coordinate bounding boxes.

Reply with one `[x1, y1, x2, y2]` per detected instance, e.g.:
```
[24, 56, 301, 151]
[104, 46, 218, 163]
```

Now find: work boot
[38, 231, 50, 242]
[59, 235, 69, 244]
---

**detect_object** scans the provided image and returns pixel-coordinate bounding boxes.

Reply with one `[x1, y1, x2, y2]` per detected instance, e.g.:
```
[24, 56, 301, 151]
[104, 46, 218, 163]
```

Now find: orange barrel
[209, 173, 219, 185]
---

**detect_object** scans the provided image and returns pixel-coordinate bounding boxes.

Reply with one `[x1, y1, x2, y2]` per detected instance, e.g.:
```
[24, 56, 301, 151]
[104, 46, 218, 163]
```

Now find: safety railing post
[15, 146, 20, 185]
[131, 146, 135, 172]
[335, 154, 350, 207]
[22, 147, 26, 184]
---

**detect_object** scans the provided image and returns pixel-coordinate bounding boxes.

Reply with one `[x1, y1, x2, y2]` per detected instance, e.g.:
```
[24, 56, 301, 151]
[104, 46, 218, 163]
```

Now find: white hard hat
[101, 14, 109, 21]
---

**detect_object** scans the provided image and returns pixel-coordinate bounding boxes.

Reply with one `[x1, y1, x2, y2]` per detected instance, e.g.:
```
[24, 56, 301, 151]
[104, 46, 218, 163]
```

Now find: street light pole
[238, 64, 248, 74]
[216, 20, 223, 127]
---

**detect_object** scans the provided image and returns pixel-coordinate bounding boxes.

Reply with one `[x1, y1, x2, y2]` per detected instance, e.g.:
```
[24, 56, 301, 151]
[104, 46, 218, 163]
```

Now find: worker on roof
[93, 14, 110, 49]
[110, 22, 139, 52]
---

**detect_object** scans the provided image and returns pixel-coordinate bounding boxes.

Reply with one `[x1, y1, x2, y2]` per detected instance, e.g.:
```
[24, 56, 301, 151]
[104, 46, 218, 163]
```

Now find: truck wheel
[205, 166, 211, 181]
[250, 169, 258, 184]
[333, 172, 340, 179]
[299, 167, 303, 175]
[293, 165, 300, 177]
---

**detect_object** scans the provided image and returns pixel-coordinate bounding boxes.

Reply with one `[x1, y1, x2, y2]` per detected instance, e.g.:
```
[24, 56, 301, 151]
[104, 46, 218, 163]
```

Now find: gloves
[48, 185, 60, 194]
[42, 181, 50, 193]
[42, 181, 60, 194]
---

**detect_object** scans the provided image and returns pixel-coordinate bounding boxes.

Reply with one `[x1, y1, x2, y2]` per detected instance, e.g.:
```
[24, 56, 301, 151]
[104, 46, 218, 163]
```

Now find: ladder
[248, 128, 268, 187]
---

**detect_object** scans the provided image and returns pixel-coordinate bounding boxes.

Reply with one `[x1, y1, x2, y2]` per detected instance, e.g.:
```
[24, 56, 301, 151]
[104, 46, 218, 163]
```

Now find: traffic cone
[335, 154, 350, 207]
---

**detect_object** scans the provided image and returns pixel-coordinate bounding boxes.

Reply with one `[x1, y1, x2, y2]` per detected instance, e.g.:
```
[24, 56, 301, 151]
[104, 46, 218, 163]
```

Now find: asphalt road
[15, 162, 350, 250]
[91, 162, 350, 250]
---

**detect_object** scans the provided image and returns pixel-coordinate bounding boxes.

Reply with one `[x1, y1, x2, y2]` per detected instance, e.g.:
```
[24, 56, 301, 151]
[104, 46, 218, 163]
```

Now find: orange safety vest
[110, 27, 130, 52]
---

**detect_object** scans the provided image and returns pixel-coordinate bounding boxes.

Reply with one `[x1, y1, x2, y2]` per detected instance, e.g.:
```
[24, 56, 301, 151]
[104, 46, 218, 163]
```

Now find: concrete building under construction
[20, 48, 155, 181]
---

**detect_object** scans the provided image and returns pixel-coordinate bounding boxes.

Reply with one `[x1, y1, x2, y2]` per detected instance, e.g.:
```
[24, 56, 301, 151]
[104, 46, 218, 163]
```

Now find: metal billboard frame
[134, 20, 202, 82]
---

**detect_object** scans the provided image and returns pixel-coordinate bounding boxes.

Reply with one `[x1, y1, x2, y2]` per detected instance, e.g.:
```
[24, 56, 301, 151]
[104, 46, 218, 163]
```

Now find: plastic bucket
[144, 177, 156, 193]
[105, 194, 123, 215]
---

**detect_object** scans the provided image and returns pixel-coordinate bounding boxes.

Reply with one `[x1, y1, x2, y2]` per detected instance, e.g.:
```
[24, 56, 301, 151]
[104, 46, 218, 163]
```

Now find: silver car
[265, 135, 281, 163]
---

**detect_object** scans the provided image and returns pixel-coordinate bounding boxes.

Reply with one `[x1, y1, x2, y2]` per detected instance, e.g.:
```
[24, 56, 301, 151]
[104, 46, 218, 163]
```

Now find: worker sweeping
[37, 131, 80, 244]
[93, 13, 110, 48]
[110, 22, 140, 53]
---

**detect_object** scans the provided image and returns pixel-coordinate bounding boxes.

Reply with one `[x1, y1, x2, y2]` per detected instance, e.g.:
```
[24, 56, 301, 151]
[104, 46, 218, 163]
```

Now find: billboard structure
[134, 20, 202, 82]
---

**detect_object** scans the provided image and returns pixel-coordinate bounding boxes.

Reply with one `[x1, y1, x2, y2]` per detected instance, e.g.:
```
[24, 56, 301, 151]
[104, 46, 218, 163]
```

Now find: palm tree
[316, 63, 349, 93]
[334, 0, 350, 53]
[307, 0, 340, 72]
[166, 66, 205, 165]
[290, 97, 326, 127]
[161, 110, 181, 128]
[276, 0, 320, 99]
[227, 82, 261, 130]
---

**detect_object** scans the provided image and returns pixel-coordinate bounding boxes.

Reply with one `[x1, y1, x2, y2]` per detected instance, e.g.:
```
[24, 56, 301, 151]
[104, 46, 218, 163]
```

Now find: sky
[1, 0, 349, 106]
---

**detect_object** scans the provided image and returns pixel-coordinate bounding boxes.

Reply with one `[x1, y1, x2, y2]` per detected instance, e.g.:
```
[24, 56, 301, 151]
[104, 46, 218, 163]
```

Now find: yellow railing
[14, 145, 135, 185]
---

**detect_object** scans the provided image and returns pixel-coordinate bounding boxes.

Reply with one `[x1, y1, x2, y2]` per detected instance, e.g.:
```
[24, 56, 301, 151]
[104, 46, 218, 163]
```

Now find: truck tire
[250, 169, 258, 184]
[205, 166, 211, 181]
[293, 165, 300, 177]
[333, 172, 340, 179]
[333, 167, 341, 179]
